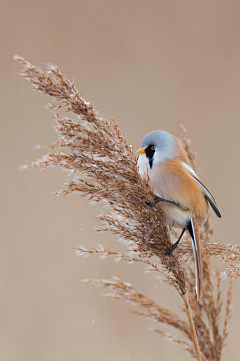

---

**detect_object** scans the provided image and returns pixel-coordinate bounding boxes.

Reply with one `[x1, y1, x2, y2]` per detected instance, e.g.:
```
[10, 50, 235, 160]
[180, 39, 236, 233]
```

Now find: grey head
[139, 130, 178, 168]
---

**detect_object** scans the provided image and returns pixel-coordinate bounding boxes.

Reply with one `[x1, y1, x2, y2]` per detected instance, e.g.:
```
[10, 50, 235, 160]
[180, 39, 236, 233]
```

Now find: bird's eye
[151, 145, 155, 151]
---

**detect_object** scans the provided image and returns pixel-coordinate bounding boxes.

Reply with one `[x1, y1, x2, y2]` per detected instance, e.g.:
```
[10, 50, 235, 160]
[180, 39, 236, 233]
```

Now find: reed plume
[15, 56, 235, 360]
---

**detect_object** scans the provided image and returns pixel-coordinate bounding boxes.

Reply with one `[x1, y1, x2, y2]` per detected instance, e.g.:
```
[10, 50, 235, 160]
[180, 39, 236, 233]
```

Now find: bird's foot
[146, 196, 179, 208]
[165, 239, 181, 256]
[165, 228, 186, 256]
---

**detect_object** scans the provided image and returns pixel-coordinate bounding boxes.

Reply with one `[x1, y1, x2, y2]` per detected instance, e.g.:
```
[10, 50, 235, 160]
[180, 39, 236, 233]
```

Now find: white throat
[137, 153, 149, 177]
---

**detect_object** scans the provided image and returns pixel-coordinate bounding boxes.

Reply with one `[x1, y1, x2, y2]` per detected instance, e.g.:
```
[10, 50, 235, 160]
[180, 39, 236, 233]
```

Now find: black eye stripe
[145, 144, 155, 169]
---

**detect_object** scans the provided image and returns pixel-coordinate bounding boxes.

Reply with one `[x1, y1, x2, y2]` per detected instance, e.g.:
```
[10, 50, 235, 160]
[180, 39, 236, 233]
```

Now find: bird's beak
[136, 148, 145, 154]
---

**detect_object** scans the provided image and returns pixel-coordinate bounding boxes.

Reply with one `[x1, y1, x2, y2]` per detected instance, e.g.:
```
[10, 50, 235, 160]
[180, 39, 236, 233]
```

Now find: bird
[136, 130, 221, 301]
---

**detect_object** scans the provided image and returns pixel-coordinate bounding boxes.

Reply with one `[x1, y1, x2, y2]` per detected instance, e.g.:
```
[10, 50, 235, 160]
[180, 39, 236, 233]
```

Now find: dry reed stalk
[183, 293, 202, 361]
[15, 56, 235, 360]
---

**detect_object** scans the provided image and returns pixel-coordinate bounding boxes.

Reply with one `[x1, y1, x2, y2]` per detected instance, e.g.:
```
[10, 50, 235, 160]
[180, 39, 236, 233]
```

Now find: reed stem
[183, 292, 202, 361]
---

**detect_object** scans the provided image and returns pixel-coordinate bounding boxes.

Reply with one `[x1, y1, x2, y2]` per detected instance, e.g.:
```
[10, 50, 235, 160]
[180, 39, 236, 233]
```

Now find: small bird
[136, 130, 221, 301]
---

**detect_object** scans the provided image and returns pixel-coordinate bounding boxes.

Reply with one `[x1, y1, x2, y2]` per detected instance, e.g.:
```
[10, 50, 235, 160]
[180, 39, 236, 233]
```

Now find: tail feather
[187, 219, 203, 301]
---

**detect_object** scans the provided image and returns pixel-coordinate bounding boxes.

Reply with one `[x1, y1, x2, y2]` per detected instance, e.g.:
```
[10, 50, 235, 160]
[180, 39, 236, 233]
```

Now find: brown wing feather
[191, 175, 222, 218]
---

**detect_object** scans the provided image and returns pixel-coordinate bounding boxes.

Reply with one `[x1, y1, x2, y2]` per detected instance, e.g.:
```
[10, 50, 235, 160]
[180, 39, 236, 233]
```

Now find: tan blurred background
[1, 0, 240, 360]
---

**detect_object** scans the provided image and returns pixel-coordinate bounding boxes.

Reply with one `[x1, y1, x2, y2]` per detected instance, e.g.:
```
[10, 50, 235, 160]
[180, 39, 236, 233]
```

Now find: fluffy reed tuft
[14, 55, 185, 295]
[15, 56, 235, 360]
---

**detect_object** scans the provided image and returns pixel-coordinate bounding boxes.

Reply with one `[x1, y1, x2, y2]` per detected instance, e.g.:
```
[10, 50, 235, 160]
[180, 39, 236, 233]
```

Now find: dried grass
[15, 56, 235, 360]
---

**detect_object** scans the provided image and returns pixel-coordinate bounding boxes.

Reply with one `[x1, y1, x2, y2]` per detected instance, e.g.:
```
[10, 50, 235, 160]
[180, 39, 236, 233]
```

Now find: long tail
[187, 219, 203, 301]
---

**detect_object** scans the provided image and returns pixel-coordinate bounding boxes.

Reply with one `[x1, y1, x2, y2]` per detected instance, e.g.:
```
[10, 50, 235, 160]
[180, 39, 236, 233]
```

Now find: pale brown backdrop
[1, 0, 240, 360]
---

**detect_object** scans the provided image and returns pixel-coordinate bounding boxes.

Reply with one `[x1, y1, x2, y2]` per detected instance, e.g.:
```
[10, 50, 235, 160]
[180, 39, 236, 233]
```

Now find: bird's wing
[191, 175, 222, 218]
[181, 162, 221, 218]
